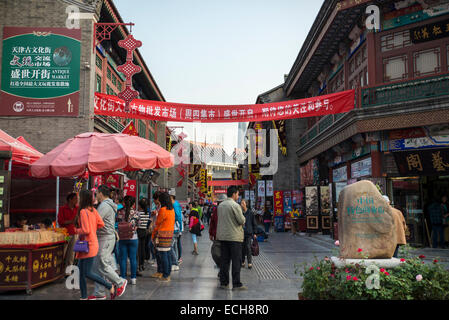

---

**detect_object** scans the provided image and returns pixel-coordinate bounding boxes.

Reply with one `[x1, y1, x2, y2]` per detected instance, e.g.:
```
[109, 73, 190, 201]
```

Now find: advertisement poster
[332, 166, 347, 182]
[284, 191, 292, 214]
[274, 190, 284, 216]
[105, 174, 121, 189]
[244, 190, 250, 200]
[139, 184, 148, 200]
[257, 180, 265, 197]
[250, 191, 255, 203]
[124, 180, 136, 197]
[320, 186, 330, 215]
[305, 186, 318, 216]
[1, 27, 81, 116]
[292, 190, 300, 210]
[265, 180, 273, 197]
[351, 157, 372, 178]
[335, 182, 347, 203]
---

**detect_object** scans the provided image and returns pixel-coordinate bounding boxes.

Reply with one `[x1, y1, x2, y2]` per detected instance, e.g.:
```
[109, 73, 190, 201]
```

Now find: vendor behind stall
[13, 216, 28, 229]
[57, 192, 79, 275]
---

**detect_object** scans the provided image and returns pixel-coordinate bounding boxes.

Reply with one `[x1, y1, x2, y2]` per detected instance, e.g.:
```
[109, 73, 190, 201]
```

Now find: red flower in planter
[317, 267, 321, 270]
[352, 276, 359, 281]
[345, 268, 349, 273]
[385, 272, 390, 276]
[380, 268, 385, 273]
[419, 255, 426, 259]
[309, 267, 314, 271]
[346, 275, 351, 281]
[357, 248, 363, 252]
[400, 258, 406, 262]
[330, 274, 335, 278]
[433, 259, 438, 263]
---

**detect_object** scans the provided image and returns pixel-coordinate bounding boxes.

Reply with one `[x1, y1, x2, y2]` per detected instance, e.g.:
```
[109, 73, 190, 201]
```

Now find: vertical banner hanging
[266, 180, 273, 197]
[274, 190, 284, 216]
[257, 180, 265, 197]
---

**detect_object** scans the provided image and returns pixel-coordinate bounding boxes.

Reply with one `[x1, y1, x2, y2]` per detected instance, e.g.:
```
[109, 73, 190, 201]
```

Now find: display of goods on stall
[0, 229, 66, 247]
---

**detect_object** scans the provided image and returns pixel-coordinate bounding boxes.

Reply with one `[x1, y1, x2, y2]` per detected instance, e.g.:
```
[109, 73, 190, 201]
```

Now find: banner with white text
[94, 89, 355, 123]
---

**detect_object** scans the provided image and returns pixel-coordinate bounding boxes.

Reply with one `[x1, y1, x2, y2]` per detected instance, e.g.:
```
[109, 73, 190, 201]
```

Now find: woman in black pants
[137, 199, 150, 272]
[241, 199, 257, 269]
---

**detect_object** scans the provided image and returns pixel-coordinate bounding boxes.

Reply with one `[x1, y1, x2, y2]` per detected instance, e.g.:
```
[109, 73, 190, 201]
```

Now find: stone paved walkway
[1, 228, 447, 300]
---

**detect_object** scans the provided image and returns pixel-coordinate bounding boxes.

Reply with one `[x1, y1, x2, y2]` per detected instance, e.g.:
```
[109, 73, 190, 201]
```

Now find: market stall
[0, 129, 70, 294]
[0, 228, 68, 294]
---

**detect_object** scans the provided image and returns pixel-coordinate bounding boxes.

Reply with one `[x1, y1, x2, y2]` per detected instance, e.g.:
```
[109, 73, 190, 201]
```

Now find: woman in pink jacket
[76, 189, 115, 300]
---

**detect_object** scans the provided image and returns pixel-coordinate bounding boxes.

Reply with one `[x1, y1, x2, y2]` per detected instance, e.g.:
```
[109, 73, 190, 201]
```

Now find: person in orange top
[151, 192, 175, 281]
[75, 189, 115, 300]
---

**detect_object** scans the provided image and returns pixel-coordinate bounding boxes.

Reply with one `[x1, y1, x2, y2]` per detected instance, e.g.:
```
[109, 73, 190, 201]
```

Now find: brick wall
[0, 0, 97, 153]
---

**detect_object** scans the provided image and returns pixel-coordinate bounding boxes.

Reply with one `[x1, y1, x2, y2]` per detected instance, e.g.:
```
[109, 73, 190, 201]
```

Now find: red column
[366, 32, 377, 86]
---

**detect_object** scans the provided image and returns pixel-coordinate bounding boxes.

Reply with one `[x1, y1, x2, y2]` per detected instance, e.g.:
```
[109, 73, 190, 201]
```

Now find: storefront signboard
[393, 148, 449, 175]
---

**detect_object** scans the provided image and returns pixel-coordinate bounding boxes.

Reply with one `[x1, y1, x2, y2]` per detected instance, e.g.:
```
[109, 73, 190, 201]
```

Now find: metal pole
[56, 177, 60, 227]
[8, 159, 12, 171]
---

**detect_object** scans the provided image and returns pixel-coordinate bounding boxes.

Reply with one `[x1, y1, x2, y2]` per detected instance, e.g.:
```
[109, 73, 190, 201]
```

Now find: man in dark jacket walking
[241, 199, 257, 269]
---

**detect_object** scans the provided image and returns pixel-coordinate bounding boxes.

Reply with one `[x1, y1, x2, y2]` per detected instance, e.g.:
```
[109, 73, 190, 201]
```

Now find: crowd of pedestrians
[59, 184, 267, 299]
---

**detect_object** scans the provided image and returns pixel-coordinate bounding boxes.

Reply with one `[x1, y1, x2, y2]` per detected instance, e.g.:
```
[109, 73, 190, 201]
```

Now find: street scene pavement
[1, 226, 447, 300]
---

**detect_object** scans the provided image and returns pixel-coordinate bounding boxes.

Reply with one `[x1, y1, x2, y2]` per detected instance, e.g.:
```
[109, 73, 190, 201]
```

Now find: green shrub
[297, 249, 449, 300]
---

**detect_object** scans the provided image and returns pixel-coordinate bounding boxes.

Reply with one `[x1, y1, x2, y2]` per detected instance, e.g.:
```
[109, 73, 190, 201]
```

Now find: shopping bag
[251, 238, 259, 256]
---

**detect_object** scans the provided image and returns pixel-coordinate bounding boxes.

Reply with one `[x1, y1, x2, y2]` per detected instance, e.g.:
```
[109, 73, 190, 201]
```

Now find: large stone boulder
[337, 180, 397, 259]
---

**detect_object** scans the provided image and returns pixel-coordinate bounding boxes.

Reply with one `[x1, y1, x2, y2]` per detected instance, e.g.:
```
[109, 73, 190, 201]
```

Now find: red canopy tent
[0, 129, 43, 166]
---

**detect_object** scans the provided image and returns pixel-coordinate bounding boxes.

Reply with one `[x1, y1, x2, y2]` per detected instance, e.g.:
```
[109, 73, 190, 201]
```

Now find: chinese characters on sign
[94, 89, 355, 123]
[394, 149, 449, 175]
[410, 18, 449, 44]
[1, 27, 81, 116]
[274, 191, 284, 216]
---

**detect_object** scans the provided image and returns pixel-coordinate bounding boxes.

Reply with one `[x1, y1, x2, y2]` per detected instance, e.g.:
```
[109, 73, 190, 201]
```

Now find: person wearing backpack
[118, 195, 139, 285]
[75, 189, 115, 300]
[90, 185, 127, 300]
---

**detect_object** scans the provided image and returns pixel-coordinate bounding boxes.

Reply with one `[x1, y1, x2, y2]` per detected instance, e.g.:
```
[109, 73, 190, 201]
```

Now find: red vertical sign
[124, 180, 137, 197]
[274, 191, 284, 216]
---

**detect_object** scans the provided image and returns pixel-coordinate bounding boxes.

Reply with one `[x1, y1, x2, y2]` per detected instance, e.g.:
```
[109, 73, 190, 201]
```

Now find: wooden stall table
[0, 229, 66, 295]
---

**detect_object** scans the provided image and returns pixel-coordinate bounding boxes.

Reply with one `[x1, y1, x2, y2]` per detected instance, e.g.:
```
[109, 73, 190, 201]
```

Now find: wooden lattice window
[414, 47, 441, 77]
[107, 67, 111, 80]
[381, 30, 412, 52]
[383, 55, 408, 82]
[96, 54, 102, 70]
[96, 74, 102, 92]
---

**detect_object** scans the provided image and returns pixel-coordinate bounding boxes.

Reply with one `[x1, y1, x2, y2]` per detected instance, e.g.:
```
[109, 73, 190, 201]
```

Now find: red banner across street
[94, 89, 355, 123]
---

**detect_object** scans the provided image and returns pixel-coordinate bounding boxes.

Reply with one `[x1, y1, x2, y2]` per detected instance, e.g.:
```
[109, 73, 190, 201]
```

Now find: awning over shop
[208, 180, 248, 187]
[0, 129, 43, 166]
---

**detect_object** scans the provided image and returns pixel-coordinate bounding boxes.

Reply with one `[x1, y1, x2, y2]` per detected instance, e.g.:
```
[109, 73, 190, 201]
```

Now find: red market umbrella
[0, 129, 43, 166]
[30, 132, 174, 178]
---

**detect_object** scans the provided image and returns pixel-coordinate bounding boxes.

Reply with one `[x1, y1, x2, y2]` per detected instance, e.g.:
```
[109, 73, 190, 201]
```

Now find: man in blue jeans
[170, 193, 183, 271]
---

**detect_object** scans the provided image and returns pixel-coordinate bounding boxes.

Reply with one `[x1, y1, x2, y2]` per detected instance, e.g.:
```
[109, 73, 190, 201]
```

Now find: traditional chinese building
[254, 0, 449, 246]
[0, 0, 168, 225]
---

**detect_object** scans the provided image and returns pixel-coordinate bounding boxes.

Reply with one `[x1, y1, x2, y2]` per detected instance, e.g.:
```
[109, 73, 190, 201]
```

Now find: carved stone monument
[338, 180, 397, 259]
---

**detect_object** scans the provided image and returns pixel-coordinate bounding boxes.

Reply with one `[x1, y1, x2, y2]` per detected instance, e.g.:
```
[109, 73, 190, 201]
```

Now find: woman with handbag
[75, 189, 115, 300]
[118, 195, 140, 285]
[151, 192, 175, 281]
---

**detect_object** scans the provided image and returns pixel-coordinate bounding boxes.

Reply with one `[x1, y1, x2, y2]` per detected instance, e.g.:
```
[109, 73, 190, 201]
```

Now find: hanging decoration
[116, 34, 142, 112]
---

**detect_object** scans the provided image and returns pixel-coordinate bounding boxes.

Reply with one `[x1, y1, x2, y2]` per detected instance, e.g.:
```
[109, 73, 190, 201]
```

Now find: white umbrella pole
[56, 176, 60, 227]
